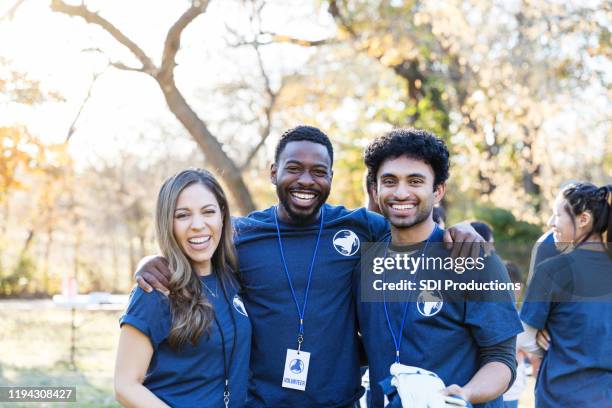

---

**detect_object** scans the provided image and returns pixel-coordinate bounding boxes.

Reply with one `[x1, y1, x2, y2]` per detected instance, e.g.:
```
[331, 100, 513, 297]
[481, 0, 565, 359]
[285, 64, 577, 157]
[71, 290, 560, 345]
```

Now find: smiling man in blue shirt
[358, 128, 523, 408]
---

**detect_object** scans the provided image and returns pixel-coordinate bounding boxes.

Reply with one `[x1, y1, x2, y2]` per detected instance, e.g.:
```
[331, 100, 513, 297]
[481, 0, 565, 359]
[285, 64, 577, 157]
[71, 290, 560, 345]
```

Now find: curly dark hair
[274, 125, 334, 165]
[364, 128, 450, 189]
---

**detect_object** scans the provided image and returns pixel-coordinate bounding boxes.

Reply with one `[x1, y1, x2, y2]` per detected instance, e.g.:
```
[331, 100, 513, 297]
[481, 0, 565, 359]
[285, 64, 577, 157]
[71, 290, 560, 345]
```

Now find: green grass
[0, 305, 537, 407]
[0, 307, 121, 407]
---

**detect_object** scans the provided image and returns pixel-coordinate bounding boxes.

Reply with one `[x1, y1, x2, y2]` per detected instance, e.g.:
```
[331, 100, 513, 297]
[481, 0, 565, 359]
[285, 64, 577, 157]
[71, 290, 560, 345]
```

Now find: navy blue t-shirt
[233, 204, 388, 408]
[120, 274, 252, 407]
[520, 249, 612, 408]
[527, 231, 559, 284]
[358, 227, 523, 408]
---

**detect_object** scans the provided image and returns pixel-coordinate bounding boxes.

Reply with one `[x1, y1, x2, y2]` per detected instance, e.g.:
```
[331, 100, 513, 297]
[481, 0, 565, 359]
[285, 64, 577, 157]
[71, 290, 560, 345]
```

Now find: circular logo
[332, 230, 360, 256]
[416, 290, 443, 317]
[289, 358, 304, 374]
[233, 294, 248, 317]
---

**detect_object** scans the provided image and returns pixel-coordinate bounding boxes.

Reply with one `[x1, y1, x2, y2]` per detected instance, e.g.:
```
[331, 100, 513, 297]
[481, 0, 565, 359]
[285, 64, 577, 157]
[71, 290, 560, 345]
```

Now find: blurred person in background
[519, 182, 612, 408]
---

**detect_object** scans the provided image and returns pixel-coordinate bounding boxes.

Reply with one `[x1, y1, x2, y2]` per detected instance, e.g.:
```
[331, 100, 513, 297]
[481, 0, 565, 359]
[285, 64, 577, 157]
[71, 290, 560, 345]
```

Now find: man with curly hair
[358, 128, 522, 408]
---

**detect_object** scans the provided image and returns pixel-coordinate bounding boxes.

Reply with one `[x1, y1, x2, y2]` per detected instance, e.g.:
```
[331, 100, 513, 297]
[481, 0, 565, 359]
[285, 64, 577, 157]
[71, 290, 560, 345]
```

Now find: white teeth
[188, 236, 210, 244]
[392, 204, 416, 210]
[291, 192, 315, 200]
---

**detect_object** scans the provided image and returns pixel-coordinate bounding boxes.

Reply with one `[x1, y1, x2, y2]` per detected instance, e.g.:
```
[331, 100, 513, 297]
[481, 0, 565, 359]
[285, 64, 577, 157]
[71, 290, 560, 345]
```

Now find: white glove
[389, 363, 469, 408]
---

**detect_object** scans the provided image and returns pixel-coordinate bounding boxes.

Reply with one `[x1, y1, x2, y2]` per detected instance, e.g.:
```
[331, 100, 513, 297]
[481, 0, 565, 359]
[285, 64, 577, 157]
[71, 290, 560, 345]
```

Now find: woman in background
[520, 182, 611, 407]
[114, 169, 251, 407]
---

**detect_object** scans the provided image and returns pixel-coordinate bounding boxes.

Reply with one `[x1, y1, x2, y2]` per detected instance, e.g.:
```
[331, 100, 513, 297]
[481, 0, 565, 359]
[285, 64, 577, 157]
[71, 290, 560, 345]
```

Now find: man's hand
[444, 384, 471, 404]
[536, 329, 551, 351]
[443, 222, 490, 259]
[134, 255, 171, 294]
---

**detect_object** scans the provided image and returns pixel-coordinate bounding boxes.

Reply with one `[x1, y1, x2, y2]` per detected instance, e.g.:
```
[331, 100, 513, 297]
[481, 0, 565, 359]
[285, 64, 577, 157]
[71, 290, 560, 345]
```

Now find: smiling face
[549, 194, 576, 244]
[376, 155, 444, 232]
[271, 140, 332, 224]
[548, 192, 594, 247]
[172, 183, 223, 275]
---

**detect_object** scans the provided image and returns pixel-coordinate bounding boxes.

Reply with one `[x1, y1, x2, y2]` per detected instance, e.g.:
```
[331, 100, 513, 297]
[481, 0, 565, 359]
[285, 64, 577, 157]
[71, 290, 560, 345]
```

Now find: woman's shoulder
[125, 286, 171, 316]
[121, 287, 172, 346]
[536, 252, 574, 273]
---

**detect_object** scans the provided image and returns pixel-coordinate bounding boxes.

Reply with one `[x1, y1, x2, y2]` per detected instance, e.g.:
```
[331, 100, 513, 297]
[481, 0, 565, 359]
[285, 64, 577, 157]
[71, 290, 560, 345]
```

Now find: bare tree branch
[1, 0, 27, 22]
[50, 0, 156, 74]
[52, 0, 257, 213]
[158, 0, 210, 81]
[239, 43, 279, 171]
[82, 47, 147, 73]
[225, 28, 333, 48]
[65, 68, 105, 143]
[328, 0, 357, 37]
[230, 2, 285, 172]
[264, 33, 333, 47]
[240, 125, 271, 171]
[110, 61, 146, 72]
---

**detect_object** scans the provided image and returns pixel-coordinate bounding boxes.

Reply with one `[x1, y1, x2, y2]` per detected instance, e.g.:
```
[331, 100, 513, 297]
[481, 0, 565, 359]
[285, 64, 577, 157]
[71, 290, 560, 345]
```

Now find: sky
[0, 0, 334, 166]
[0, 0, 609, 174]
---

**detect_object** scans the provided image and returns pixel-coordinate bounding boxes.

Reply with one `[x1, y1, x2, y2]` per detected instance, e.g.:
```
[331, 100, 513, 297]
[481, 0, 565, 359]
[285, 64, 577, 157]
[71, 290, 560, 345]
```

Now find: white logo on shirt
[332, 230, 360, 256]
[233, 294, 248, 317]
[416, 290, 443, 317]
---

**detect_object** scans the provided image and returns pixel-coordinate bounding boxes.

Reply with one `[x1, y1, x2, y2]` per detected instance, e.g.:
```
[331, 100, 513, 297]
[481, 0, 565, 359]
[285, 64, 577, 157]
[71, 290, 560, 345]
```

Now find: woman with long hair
[114, 169, 251, 407]
[520, 182, 612, 407]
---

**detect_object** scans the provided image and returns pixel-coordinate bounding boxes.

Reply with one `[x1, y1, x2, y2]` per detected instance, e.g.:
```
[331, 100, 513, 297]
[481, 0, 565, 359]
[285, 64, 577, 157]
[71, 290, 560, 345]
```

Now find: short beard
[382, 202, 433, 230]
[277, 187, 329, 225]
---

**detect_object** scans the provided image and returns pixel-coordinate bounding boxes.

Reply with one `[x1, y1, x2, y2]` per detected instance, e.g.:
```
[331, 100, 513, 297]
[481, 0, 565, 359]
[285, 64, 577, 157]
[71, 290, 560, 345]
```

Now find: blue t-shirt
[535, 231, 558, 263]
[520, 249, 612, 408]
[527, 231, 559, 284]
[233, 204, 388, 408]
[358, 227, 523, 408]
[120, 275, 252, 407]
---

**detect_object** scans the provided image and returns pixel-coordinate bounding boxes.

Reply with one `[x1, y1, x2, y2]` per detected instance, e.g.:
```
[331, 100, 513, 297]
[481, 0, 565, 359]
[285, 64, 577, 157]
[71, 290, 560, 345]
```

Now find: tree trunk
[128, 237, 136, 281]
[111, 232, 119, 292]
[1, 200, 9, 236]
[156, 78, 256, 215]
[49, 0, 257, 215]
[19, 229, 35, 257]
[43, 225, 53, 293]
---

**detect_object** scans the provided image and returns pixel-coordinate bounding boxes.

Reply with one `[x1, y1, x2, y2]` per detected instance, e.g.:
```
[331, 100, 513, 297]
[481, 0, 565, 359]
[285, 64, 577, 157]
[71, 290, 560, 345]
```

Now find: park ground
[0, 301, 535, 407]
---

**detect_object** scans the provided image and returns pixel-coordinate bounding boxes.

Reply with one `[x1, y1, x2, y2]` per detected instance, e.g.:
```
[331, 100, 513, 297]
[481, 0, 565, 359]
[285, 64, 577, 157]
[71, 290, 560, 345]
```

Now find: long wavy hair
[155, 168, 238, 349]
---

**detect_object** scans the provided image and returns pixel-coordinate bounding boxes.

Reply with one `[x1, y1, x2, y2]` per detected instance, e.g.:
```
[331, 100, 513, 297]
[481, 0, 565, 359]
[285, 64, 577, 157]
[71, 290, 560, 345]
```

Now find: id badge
[281, 348, 310, 391]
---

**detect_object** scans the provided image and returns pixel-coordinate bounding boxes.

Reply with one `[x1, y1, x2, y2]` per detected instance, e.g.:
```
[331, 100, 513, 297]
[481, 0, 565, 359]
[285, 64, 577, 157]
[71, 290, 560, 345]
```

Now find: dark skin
[270, 140, 332, 225]
[136, 140, 487, 293]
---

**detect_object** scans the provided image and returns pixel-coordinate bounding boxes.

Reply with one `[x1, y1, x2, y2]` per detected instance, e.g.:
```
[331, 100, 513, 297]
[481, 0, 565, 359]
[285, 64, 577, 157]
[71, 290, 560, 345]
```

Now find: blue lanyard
[383, 224, 438, 363]
[273, 205, 325, 351]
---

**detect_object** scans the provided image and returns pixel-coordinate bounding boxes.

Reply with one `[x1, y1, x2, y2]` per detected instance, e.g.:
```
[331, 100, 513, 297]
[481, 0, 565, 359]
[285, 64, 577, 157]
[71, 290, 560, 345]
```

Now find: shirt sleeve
[366, 209, 390, 242]
[465, 254, 524, 346]
[119, 286, 172, 350]
[526, 231, 558, 284]
[520, 255, 572, 329]
[478, 336, 517, 391]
